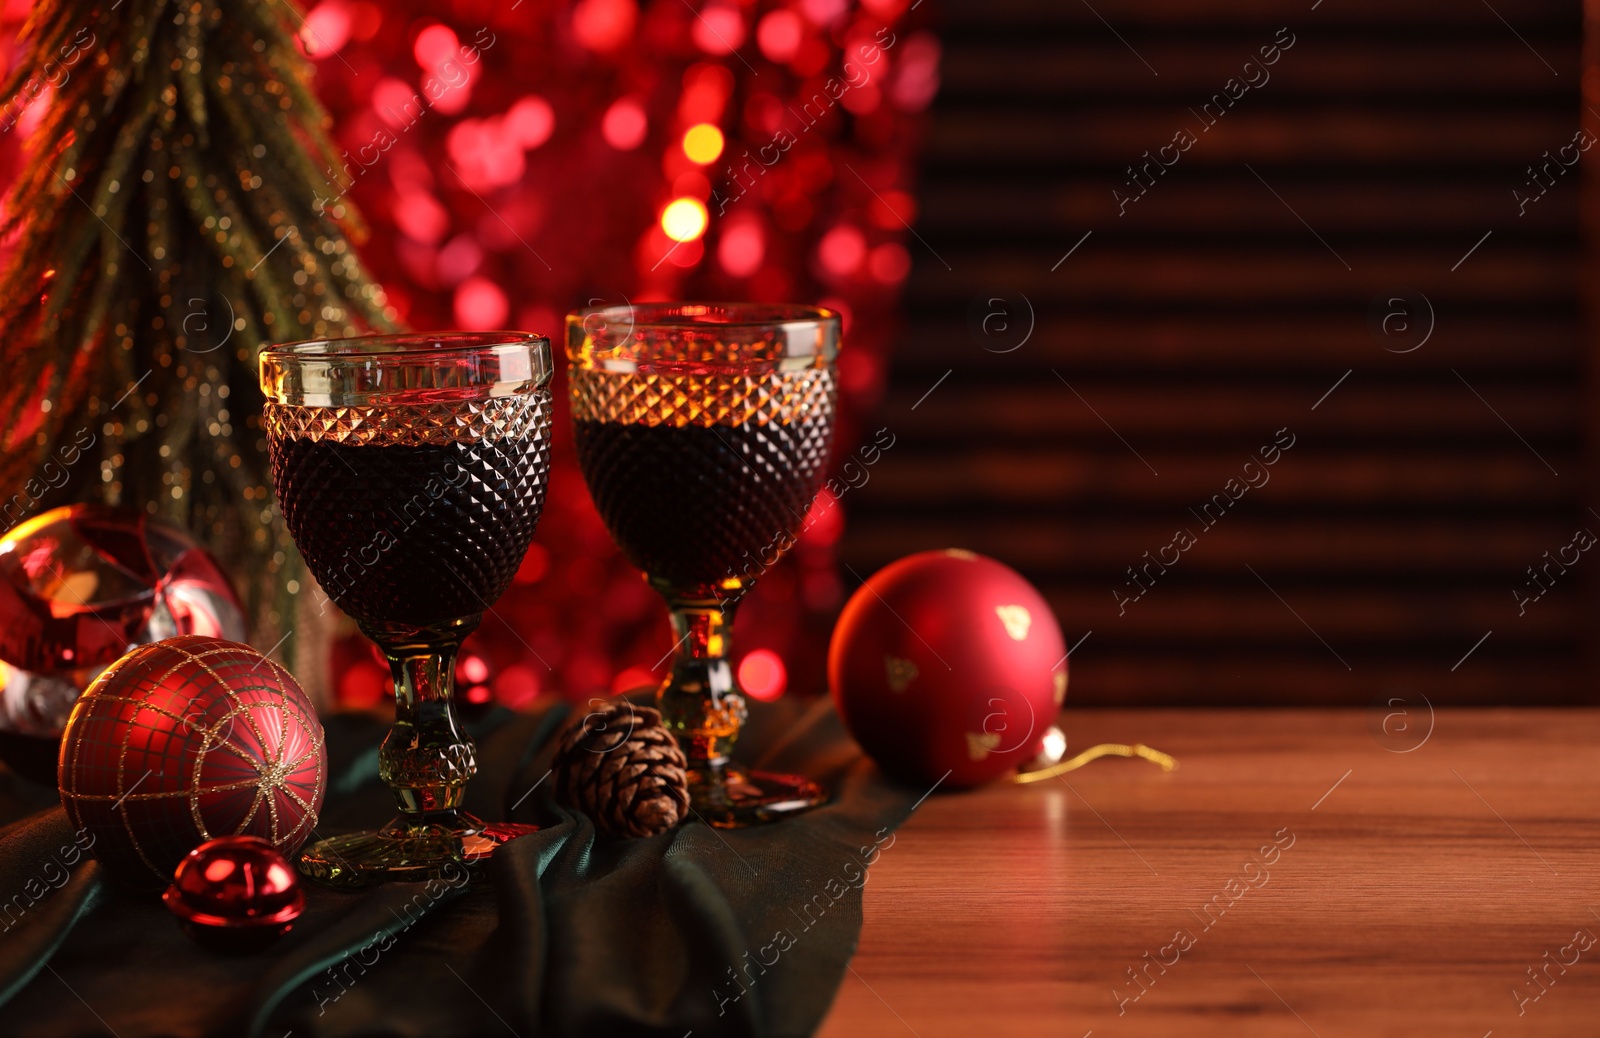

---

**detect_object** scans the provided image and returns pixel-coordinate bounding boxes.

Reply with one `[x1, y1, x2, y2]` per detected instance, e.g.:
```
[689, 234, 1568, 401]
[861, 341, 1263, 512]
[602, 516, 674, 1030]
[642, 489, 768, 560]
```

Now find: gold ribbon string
[1014, 742, 1178, 784]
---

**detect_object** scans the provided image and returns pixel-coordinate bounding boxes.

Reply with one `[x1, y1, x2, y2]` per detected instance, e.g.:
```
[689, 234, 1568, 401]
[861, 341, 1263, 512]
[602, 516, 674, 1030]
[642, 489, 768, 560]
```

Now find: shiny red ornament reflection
[829, 550, 1067, 788]
[163, 835, 305, 954]
[0, 504, 246, 676]
[0, 505, 247, 781]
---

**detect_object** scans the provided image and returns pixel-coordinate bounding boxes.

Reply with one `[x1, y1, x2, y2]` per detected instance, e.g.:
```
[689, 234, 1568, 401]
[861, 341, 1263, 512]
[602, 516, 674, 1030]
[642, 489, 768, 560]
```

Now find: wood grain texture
[818, 710, 1600, 1037]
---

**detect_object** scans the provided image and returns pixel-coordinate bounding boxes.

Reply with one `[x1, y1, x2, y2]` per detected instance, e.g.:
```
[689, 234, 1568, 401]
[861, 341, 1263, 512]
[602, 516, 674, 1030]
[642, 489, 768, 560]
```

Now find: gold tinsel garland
[0, 0, 398, 692]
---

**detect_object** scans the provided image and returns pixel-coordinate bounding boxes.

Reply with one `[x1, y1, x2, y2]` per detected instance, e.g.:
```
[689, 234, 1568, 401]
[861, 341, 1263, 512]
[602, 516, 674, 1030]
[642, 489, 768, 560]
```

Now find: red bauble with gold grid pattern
[58, 637, 325, 890]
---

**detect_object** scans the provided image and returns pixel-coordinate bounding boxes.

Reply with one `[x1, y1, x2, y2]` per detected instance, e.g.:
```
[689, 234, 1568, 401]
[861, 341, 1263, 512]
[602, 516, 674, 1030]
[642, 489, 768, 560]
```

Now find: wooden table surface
[817, 710, 1600, 1038]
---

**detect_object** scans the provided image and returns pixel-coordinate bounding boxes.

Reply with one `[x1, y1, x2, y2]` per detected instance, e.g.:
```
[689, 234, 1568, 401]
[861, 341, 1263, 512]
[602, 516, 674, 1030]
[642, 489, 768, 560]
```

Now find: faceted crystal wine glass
[260, 332, 552, 886]
[568, 303, 840, 827]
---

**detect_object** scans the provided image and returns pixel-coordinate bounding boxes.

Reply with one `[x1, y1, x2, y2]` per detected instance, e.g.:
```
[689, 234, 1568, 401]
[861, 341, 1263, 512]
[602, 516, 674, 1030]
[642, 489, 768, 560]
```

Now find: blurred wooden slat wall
[844, 0, 1589, 705]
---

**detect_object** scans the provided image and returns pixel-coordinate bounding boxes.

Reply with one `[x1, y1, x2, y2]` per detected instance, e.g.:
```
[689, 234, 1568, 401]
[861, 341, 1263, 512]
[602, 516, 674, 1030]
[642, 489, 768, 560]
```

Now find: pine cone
[552, 702, 689, 838]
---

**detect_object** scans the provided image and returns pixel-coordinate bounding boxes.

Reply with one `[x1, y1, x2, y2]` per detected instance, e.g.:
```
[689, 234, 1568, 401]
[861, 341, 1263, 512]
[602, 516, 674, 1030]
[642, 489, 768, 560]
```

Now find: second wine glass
[568, 303, 840, 827]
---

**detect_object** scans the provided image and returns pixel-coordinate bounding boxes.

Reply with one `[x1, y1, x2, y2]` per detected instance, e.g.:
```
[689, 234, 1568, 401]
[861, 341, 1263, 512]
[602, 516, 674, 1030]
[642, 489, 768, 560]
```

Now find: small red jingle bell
[162, 835, 305, 953]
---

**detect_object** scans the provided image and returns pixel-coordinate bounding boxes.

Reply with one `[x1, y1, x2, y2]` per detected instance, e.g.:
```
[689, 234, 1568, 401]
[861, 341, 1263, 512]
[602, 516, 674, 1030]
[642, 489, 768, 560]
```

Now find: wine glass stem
[379, 647, 476, 819]
[658, 599, 747, 772]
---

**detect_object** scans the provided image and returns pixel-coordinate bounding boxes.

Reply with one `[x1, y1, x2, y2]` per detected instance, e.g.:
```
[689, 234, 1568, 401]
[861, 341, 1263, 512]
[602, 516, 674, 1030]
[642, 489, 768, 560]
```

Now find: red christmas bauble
[58, 637, 326, 889]
[0, 505, 245, 782]
[829, 550, 1067, 789]
[0, 504, 245, 676]
[163, 834, 305, 953]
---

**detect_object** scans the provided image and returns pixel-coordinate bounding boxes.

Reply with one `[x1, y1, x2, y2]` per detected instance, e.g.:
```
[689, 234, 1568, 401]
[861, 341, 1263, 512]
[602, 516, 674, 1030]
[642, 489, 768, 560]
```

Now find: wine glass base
[689, 767, 827, 828]
[296, 812, 538, 889]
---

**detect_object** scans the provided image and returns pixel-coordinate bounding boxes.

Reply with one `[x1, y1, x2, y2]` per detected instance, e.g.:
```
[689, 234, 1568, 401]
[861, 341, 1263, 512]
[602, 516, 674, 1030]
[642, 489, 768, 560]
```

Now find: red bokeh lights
[0, 0, 938, 711]
[302, 2, 352, 56]
[412, 23, 459, 68]
[757, 11, 804, 63]
[572, 0, 638, 53]
[506, 96, 556, 150]
[602, 97, 650, 150]
[818, 224, 867, 278]
[690, 5, 746, 55]
[718, 218, 765, 277]
[454, 276, 510, 328]
[739, 649, 788, 702]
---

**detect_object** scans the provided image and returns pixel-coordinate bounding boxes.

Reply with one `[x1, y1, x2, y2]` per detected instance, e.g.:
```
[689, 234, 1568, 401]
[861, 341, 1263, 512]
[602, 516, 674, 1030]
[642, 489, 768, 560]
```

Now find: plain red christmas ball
[164, 835, 305, 953]
[829, 549, 1067, 788]
[58, 636, 326, 890]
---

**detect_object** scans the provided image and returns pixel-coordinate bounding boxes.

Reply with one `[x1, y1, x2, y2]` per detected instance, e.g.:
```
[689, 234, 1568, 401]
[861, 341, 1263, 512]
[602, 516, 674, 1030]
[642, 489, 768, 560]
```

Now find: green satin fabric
[0, 695, 918, 1037]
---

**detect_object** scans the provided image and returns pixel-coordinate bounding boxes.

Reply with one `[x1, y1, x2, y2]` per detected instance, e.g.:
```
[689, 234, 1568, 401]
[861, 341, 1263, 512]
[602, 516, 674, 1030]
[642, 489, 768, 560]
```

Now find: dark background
[1, 0, 1584, 712]
[844, 0, 1591, 706]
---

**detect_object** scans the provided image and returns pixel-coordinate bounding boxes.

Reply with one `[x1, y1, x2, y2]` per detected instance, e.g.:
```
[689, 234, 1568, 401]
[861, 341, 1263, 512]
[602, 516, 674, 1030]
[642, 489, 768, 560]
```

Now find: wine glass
[260, 331, 552, 886]
[567, 303, 840, 827]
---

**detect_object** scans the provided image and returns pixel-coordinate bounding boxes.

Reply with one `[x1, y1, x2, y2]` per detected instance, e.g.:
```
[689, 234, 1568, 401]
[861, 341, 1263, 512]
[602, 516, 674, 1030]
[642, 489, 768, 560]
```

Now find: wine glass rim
[569, 302, 839, 331]
[261, 330, 550, 359]
[260, 331, 552, 405]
